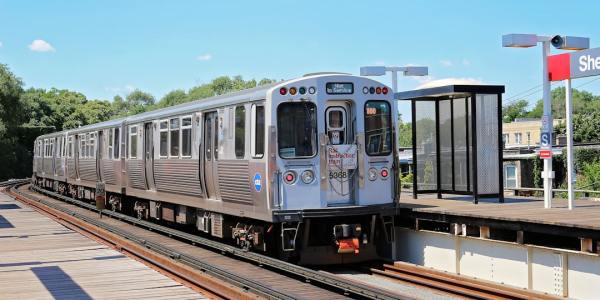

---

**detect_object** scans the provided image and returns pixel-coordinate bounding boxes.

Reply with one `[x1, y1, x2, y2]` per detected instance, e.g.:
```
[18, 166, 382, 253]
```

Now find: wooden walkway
[0, 192, 206, 300]
[399, 193, 600, 231]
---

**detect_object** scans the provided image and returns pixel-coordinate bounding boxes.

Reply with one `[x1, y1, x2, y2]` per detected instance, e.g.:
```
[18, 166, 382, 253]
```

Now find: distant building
[502, 118, 563, 149]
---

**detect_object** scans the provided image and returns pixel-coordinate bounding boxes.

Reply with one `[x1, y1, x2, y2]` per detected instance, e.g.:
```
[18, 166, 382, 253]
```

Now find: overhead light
[502, 33, 538, 48]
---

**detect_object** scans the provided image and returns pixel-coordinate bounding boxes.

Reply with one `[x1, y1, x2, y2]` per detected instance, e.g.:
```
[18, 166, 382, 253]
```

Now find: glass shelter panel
[476, 94, 500, 194]
[452, 98, 468, 191]
[415, 101, 437, 191]
[439, 100, 452, 190]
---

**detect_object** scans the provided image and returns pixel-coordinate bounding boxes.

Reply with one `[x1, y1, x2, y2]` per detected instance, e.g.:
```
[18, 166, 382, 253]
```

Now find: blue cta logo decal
[253, 173, 262, 192]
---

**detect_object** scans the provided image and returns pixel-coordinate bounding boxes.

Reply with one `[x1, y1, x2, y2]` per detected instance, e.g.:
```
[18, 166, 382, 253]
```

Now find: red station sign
[539, 149, 553, 159]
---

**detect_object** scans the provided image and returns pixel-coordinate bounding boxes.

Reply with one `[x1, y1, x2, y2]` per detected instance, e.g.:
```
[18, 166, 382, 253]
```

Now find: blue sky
[1, 0, 599, 119]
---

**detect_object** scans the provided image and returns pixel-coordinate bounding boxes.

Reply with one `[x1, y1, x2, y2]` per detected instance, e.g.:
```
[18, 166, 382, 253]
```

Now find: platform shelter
[396, 85, 505, 203]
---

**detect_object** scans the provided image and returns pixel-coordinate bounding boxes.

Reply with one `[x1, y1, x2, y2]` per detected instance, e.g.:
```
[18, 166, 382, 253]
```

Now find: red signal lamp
[380, 168, 389, 178]
[279, 87, 287, 95]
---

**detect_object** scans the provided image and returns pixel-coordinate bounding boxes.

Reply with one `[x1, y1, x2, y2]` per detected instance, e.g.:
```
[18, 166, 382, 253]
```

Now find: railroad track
[2, 180, 408, 300]
[370, 262, 560, 300]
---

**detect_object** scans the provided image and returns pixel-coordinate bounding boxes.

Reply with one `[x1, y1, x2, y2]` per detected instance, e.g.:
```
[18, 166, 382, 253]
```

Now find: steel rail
[372, 262, 560, 300]
[20, 183, 406, 300]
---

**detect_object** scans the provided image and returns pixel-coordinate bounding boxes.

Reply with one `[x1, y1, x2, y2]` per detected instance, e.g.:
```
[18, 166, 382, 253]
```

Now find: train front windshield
[277, 102, 317, 158]
[364, 101, 392, 156]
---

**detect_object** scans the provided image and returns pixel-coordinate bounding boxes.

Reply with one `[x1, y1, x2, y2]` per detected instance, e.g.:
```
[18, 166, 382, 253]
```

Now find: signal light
[382, 87, 388, 95]
[283, 171, 296, 184]
[308, 87, 316, 94]
[376, 87, 382, 94]
[279, 87, 287, 95]
[362, 87, 369, 94]
[289, 87, 297, 95]
[369, 87, 375, 94]
[380, 168, 389, 179]
[299, 87, 306, 95]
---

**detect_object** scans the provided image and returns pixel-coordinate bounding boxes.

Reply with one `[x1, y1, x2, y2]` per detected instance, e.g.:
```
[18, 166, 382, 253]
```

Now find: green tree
[155, 89, 187, 109]
[0, 64, 24, 136]
[527, 87, 600, 119]
[397, 113, 412, 147]
[64, 100, 114, 129]
[502, 99, 529, 122]
[122, 89, 155, 115]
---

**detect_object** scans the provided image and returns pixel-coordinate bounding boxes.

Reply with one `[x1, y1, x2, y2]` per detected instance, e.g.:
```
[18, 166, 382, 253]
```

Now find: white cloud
[28, 39, 55, 52]
[462, 59, 471, 66]
[417, 77, 484, 89]
[196, 53, 212, 61]
[0, 41, 3, 48]
[440, 60, 453, 67]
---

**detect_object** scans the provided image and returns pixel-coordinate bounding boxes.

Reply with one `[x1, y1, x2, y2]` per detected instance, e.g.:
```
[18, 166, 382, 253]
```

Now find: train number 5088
[329, 171, 348, 179]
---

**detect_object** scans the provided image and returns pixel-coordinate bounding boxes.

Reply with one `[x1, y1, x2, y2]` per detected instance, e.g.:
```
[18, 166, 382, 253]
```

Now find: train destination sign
[548, 47, 600, 81]
[326, 82, 354, 94]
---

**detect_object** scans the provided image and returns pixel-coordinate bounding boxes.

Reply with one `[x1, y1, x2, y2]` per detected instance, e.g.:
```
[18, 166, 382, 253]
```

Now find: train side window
[89, 133, 96, 158]
[181, 116, 192, 158]
[214, 115, 219, 160]
[108, 129, 114, 159]
[159, 120, 168, 158]
[87, 133, 91, 158]
[235, 106, 246, 159]
[68, 137, 73, 158]
[205, 117, 212, 161]
[79, 135, 85, 158]
[113, 128, 120, 160]
[129, 126, 138, 158]
[170, 118, 180, 157]
[250, 104, 264, 158]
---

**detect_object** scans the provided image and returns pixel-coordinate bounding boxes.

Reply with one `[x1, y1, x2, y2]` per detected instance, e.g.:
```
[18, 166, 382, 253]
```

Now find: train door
[203, 112, 219, 199]
[325, 102, 356, 206]
[144, 122, 156, 191]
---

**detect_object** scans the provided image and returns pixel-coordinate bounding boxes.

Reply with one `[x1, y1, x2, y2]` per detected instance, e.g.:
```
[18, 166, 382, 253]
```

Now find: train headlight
[283, 171, 296, 184]
[368, 168, 378, 181]
[301, 170, 315, 184]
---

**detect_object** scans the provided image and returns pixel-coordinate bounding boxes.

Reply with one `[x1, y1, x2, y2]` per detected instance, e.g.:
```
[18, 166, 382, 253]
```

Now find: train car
[32, 72, 398, 264]
[33, 131, 68, 191]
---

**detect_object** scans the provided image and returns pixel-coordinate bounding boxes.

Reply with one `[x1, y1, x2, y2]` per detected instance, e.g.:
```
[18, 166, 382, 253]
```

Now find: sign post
[565, 78, 575, 210]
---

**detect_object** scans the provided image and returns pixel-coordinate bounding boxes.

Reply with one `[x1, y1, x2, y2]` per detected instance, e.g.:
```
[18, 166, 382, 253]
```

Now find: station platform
[0, 192, 206, 300]
[398, 193, 600, 242]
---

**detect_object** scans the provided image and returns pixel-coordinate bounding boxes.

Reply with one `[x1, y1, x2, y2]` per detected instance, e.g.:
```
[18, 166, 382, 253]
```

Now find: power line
[502, 76, 600, 108]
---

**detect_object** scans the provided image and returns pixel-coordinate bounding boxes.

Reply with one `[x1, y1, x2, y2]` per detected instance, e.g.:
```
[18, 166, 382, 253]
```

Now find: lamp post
[502, 33, 589, 209]
[360, 65, 429, 154]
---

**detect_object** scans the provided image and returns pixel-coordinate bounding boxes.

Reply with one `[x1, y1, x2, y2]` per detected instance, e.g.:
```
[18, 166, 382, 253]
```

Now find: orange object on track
[336, 238, 359, 254]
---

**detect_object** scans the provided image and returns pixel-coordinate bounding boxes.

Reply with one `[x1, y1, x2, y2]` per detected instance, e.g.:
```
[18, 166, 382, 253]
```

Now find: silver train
[32, 73, 398, 264]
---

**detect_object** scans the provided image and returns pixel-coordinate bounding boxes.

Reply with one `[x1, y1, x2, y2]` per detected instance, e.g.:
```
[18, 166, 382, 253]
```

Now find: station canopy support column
[396, 84, 505, 204]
